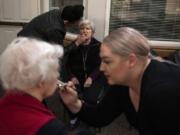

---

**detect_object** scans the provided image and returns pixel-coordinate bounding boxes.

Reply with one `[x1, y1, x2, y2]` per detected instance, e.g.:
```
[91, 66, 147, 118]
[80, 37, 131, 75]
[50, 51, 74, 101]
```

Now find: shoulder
[37, 119, 67, 135]
[142, 62, 180, 107]
[143, 59, 180, 85]
[142, 59, 180, 102]
[46, 9, 61, 16]
[91, 38, 101, 45]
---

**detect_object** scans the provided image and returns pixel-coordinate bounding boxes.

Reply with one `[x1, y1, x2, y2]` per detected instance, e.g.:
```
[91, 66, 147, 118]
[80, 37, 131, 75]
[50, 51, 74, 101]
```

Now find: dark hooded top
[17, 9, 65, 45]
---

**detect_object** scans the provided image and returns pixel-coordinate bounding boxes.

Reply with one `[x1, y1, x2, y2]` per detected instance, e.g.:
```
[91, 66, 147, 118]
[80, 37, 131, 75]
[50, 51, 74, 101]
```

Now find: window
[49, 0, 83, 10]
[109, 0, 180, 42]
[49, 0, 83, 33]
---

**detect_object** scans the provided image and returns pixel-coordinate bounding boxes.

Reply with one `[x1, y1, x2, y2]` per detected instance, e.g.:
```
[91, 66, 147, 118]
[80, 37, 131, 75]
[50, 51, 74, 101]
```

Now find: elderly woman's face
[100, 44, 130, 85]
[42, 72, 59, 98]
[80, 24, 93, 40]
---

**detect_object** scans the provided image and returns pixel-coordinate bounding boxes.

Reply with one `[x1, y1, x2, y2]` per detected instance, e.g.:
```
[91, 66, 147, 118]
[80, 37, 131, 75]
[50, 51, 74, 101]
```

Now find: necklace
[81, 46, 90, 79]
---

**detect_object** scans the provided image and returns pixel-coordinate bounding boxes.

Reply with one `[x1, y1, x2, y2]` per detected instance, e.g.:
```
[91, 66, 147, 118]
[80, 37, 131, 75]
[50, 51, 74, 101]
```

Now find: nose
[83, 28, 87, 32]
[81, 29, 86, 34]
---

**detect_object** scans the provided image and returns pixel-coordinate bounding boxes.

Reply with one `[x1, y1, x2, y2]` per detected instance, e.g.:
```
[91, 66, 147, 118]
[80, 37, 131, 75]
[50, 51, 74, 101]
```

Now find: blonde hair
[103, 27, 150, 58]
[0, 37, 63, 91]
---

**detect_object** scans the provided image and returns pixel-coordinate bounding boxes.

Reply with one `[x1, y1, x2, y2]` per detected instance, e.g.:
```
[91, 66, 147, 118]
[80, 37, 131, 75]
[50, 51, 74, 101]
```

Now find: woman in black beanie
[61, 5, 84, 22]
[18, 5, 84, 45]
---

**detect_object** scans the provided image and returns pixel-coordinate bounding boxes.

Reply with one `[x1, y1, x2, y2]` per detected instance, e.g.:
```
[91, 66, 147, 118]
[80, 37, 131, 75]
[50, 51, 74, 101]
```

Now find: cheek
[110, 63, 127, 80]
[80, 30, 83, 34]
[87, 30, 92, 35]
[47, 79, 57, 94]
[51, 79, 58, 90]
[111, 65, 122, 78]
[109, 62, 121, 73]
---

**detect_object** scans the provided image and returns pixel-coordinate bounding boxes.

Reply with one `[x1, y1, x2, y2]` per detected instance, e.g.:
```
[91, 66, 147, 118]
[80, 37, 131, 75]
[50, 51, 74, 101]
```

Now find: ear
[36, 81, 45, 89]
[128, 53, 137, 68]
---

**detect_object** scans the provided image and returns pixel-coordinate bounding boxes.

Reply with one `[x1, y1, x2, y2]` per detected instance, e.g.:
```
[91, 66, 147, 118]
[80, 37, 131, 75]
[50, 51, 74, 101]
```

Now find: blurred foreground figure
[0, 37, 67, 135]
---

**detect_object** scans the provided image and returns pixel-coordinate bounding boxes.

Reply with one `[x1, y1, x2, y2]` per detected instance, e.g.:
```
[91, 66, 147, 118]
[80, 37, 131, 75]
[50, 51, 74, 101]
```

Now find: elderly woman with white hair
[66, 19, 101, 90]
[64, 19, 105, 129]
[60, 27, 180, 134]
[0, 37, 67, 135]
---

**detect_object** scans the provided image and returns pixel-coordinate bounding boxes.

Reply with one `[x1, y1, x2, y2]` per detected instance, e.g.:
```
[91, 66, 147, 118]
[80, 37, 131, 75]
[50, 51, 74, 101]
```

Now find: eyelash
[103, 60, 111, 64]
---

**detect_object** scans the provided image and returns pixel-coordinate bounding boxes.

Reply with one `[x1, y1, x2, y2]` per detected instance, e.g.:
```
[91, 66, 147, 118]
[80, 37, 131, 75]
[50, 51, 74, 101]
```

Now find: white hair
[79, 19, 95, 33]
[0, 37, 64, 91]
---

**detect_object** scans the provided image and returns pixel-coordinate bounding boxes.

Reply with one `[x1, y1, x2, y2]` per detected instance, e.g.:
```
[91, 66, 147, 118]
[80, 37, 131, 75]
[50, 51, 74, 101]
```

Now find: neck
[25, 88, 43, 102]
[130, 58, 151, 94]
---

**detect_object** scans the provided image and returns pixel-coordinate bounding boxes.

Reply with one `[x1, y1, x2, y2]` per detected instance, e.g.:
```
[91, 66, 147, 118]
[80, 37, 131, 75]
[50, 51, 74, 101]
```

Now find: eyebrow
[100, 56, 111, 60]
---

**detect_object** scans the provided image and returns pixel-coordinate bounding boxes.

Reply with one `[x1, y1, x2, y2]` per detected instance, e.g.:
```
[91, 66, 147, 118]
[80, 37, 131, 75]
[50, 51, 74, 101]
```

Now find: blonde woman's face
[100, 44, 130, 85]
[80, 24, 93, 40]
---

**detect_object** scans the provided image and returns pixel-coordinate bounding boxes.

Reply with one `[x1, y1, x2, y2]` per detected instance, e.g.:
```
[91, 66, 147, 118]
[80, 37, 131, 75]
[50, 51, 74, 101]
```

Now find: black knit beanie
[61, 5, 84, 22]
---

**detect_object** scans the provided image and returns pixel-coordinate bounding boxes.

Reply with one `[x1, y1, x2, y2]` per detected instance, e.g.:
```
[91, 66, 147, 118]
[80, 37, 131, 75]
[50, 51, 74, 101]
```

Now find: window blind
[109, 0, 180, 41]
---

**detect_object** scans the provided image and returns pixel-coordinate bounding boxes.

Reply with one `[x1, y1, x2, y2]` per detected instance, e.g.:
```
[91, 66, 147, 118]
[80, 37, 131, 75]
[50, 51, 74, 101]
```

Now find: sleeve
[89, 67, 100, 81]
[37, 119, 68, 135]
[143, 82, 180, 134]
[77, 85, 128, 127]
[89, 44, 101, 81]
[63, 42, 79, 80]
[64, 42, 78, 55]
[46, 28, 65, 45]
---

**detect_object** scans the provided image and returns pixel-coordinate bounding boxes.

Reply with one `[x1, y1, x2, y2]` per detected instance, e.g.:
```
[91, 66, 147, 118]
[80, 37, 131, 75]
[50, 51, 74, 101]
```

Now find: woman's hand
[71, 77, 79, 85]
[75, 34, 89, 46]
[59, 81, 82, 113]
[84, 77, 93, 88]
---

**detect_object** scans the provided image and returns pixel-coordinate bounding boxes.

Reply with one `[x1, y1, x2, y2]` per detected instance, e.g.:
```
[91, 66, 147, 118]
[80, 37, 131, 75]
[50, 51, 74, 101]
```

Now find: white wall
[41, 0, 110, 41]
[85, 0, 110, 41]
[0, 26, 22, 54]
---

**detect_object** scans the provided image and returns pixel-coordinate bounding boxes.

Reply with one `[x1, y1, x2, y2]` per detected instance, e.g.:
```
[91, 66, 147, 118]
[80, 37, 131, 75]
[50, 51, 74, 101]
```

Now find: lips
[104, 74, 110, 78]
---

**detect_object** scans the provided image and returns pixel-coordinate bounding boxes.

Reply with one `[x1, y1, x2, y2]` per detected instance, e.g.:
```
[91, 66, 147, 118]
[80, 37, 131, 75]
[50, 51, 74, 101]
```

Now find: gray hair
[0, 37, 63, 91]
[79, 19, 95, 33]
[103, 27, 150, 58]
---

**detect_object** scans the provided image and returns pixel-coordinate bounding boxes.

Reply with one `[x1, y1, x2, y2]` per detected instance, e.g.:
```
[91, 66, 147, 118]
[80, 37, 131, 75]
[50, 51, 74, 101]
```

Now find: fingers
[76, 34, 89, 45]
[67, 81, 76, 90]
[84, 84, 90, 88]
[71, 77, 79, 85]
[84, 81, 92, 87]
[79, 34, 88, 41]
[59, 81, 76, 93]
[84, 83, 91, 88]
[57, 80, 67, 89]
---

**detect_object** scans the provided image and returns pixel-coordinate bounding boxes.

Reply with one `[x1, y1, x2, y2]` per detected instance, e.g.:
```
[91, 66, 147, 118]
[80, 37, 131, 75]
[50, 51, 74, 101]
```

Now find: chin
[107, 79, 115, 85]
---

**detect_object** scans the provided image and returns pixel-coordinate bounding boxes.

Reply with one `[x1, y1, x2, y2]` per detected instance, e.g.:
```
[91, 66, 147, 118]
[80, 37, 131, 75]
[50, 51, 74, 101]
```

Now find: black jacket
[78, 59, 180, 135]
[17, 9, 66, 45]
[37, 119, 67, 135]
[66, 38, 101, 84]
